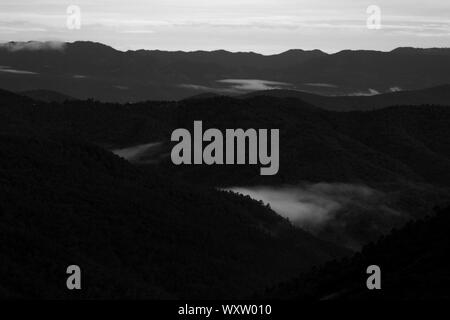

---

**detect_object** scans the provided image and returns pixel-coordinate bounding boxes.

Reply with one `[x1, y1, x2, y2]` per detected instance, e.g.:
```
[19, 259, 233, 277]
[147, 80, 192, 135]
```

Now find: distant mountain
[18, 89, 75, 103]
[0, 88, 32, 104]
[262, 205, 450, 300]
[391, 47, 450, 56]
[183, 92, 221, 101]
[1, 41, 450, 102]
[241, 84, 450, 111]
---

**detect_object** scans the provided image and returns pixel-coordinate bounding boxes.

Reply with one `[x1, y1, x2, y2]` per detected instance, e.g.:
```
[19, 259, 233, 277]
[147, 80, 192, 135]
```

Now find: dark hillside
[262, 205, 450, 300]
[0, 135, 346, 299]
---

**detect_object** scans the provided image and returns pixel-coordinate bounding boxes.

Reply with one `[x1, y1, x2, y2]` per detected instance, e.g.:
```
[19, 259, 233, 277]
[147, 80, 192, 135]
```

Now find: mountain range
[262, 205, 450, 300]
[1, 41, 450, 102]
[1, 88, 450, 251]
[1, 40, 450, 299]
[0, 134, 348, 299]
[241, 84, 450, 111]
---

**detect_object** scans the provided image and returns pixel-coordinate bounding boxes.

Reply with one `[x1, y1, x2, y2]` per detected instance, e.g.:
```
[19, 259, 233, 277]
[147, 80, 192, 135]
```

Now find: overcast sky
[0, 0, 449, 53]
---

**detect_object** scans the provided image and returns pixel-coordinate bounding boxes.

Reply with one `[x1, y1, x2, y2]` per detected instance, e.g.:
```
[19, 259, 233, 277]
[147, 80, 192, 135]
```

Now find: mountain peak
[277, 49, 327, 57]
[67, 41, 119, 52]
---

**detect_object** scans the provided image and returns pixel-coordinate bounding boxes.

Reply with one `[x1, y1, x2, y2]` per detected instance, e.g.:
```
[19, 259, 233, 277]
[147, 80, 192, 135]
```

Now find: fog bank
[112, 142, 163, 163]
[227, 183, 406, 250]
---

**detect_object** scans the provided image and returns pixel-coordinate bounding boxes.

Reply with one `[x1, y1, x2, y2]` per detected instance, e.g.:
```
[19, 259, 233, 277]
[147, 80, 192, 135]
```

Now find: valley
[1, 77, 450, 299]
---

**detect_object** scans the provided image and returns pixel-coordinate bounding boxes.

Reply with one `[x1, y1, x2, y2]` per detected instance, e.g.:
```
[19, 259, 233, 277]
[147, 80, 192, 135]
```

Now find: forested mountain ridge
[1, 85, 450, 299]
[2, 89, 450, 188]
[2, 89, 450, 220]
[1, 41, 450, 101]
[261, 205, 450, 300]
[0, 134, 347, 299]
[241, 84, 450, 111]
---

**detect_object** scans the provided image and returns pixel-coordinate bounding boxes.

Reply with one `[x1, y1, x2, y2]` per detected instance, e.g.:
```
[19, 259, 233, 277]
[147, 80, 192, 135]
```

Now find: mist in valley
[112, 142, 410, 250]
[227, 183, 407, 250]
[112, 142, 164, 164]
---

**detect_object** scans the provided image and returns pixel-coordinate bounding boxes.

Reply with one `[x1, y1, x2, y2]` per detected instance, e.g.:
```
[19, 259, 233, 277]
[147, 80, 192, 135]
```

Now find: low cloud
[0, 41, 65, 51]
[390, 86, 402, 92]
[217, 79, 293, 91]
[180, 79, 294, 94]
[0, 66, 38, 75]
[348, 88, 380, 96]
[227, 183, 406, 250]
[179, 83, 239, 95]
[304, 83, 339, 88]
[112, 142, 164, 164]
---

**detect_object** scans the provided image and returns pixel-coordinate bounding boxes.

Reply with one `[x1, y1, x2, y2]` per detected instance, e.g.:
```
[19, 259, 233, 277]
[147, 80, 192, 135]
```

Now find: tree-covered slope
[0, 135, 346, 299]
[262, 206, 450, 300]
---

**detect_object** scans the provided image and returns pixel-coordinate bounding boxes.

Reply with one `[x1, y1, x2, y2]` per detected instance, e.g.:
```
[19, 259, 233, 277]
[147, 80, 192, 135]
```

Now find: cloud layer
[0, 0, 449, 53]
[227, 183, 407, 250]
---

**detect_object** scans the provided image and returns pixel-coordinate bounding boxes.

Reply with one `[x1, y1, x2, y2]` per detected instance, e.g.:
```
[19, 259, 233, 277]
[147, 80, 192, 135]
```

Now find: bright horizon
[0, 0, 449, 54]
